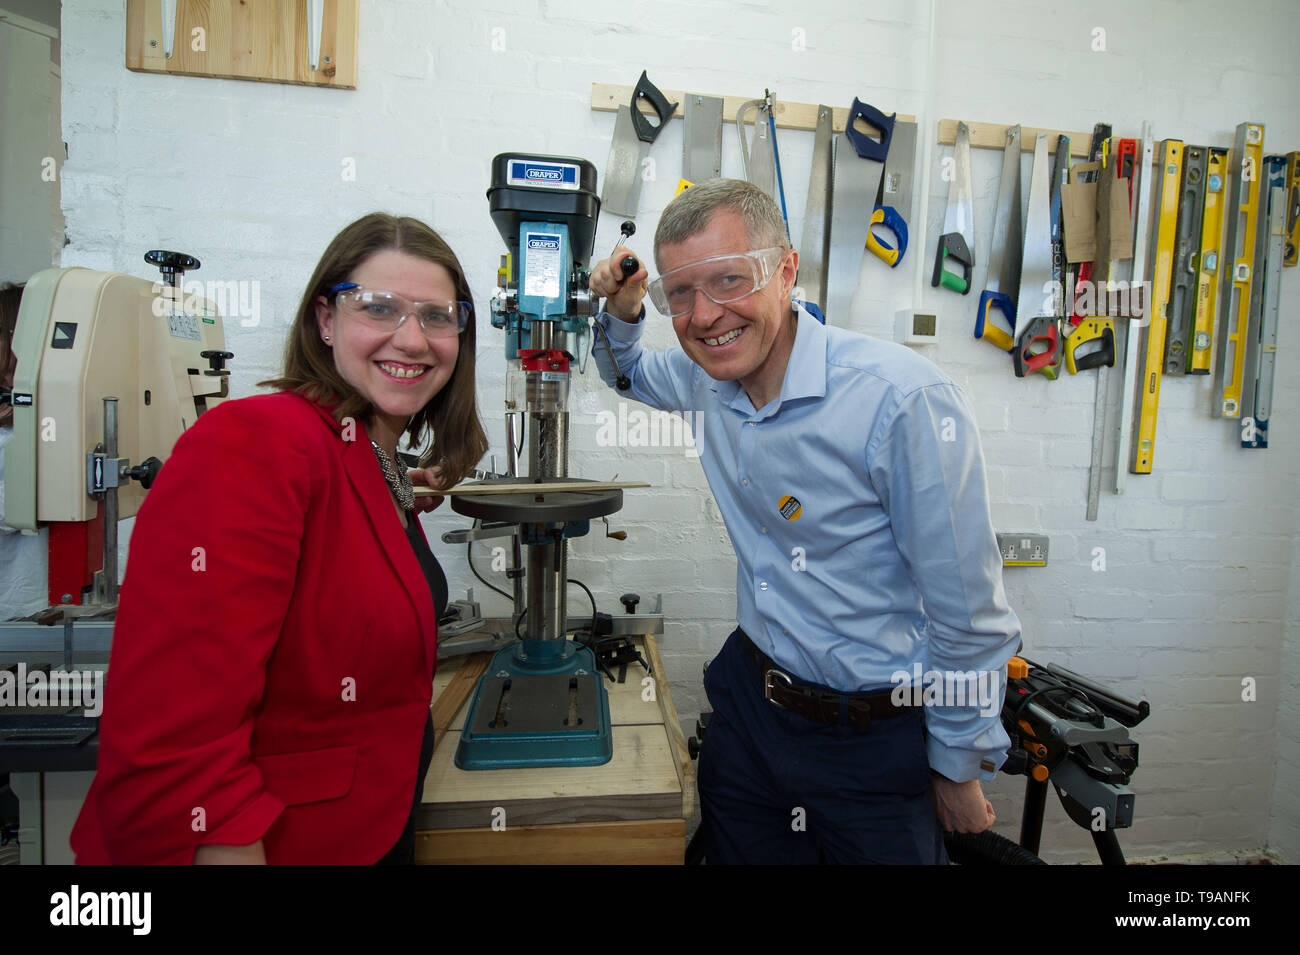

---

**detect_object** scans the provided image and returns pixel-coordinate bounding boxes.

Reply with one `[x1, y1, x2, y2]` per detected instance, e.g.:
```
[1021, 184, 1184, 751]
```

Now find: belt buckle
[764, 667, 793, 709]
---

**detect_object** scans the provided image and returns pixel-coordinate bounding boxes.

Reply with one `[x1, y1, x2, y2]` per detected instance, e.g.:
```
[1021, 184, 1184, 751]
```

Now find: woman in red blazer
[70, 214, 488, 864]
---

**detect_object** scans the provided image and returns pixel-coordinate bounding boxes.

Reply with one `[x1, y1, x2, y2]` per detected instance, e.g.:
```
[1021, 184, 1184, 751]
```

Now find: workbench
[414, 633, 693, 865]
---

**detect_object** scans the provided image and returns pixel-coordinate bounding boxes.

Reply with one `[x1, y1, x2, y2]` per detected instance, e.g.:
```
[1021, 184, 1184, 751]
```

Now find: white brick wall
[42, 0, 1300, 862]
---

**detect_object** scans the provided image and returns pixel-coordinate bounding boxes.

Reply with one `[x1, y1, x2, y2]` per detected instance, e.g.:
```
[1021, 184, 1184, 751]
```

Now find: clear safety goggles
[646, 247, 788, 318]
[329, 283, 470, 339]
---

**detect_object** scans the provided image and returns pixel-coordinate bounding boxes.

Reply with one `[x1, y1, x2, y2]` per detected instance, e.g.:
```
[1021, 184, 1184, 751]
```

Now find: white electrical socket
[997, 533, 1048, 566]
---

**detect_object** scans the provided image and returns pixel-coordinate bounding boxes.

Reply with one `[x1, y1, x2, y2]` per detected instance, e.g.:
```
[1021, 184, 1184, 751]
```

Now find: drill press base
[454, 642, 613, 770]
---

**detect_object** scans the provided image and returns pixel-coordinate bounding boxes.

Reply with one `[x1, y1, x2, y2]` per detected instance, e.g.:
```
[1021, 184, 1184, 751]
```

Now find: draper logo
[528, 237, 560, 251]
[509, 160, 578, 189]
[50, 885, 151, 935]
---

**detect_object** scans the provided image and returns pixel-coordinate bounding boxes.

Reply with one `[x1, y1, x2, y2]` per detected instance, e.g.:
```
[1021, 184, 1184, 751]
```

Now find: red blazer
[70, 392, 439, 864]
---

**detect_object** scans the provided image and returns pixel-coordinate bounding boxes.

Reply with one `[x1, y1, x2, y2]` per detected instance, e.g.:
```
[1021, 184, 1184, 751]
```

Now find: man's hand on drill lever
[589, 246, 649, 323]
[931, 772, 996, 833]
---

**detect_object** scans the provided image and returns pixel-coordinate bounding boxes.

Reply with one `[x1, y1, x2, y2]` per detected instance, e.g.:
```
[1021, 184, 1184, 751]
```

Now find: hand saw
[1075, 138, 1122, 521]
[1018, 133, 1072, 379]
[866, 120, 917, 268]
[1067, 316, 1116, 521]
[798, 105, 834, 309]
[975, 125, 1023, 351]
[826, 97, 894, 322]
[682, 94, 723, 183]
[1012, 133, 1061, 378]
[932, 121, 974, 294]
[737, 98, 776, 200]
[601, 71, 677, 218]
[1047, 134, 1071, 342]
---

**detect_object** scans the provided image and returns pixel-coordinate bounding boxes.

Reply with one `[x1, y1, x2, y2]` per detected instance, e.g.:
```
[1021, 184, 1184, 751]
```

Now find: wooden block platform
[414, 633, 692, 865]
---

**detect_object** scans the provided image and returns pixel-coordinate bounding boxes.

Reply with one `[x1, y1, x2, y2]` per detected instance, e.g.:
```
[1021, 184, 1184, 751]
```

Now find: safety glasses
[328, 283, 470, 339]
[646, 247, 788, 318]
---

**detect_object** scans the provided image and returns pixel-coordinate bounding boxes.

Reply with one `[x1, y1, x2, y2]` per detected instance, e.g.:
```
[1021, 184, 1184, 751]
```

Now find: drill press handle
[614, 220, 640, 276]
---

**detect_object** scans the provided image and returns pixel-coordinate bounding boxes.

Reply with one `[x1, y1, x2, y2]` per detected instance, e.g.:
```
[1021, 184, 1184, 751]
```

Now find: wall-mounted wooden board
[938, 119, 1093, 157]
[125, 0, 357, 89]
[592, 82, 916, 133]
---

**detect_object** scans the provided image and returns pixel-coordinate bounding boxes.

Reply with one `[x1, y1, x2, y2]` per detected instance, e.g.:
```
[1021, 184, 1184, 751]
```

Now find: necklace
[370, 441, 414, 511]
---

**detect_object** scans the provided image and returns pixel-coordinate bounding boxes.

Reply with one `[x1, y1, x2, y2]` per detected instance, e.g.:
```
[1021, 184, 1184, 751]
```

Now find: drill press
[451, 154, 622, 770]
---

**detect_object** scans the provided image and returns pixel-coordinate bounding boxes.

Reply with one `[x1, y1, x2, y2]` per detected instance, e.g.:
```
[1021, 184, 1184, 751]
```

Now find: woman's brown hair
[260, 214, 488, 485]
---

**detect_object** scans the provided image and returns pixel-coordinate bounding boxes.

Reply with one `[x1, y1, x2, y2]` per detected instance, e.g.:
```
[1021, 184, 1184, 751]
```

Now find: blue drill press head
[486, 154, 601, 353]
[487, 153, 599, 269]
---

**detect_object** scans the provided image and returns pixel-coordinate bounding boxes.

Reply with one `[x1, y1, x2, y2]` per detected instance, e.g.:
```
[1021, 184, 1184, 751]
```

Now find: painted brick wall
[49, 0, 1300, 862]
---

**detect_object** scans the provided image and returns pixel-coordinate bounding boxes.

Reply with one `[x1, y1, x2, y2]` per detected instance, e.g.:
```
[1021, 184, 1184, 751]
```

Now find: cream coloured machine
[4, 251, 230, 610]
[1, 251, 229, 864]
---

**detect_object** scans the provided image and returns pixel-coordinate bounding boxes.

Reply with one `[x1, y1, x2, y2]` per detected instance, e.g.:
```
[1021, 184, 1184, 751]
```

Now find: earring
[324, 336, 331, 343]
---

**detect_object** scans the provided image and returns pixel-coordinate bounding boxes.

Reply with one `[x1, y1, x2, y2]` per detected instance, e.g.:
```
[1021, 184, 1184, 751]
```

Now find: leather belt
[738, 629, 913, 732]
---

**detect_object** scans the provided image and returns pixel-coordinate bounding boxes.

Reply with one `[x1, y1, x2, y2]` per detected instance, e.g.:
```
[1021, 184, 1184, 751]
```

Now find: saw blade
[933, 121, 975, 292]
[879, 120, 917, 226]
[985, 125, 1023, 294]
[798, 104, 834, 308]
[682, 94, 723, 182]
[601, 106, 644, 217]
[1016, 132, 1053, 328]
[827, 98, 893, 321]
[737, 98, 775, 200]
[942, 122, 974, 243]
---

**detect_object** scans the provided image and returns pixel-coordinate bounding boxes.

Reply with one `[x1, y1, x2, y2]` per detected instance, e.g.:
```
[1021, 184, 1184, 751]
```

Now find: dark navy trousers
[698, 629, 949, 865]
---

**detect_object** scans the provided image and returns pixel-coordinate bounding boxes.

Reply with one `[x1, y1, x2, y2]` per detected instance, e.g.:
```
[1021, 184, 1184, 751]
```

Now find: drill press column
[524, 319, 569, 648]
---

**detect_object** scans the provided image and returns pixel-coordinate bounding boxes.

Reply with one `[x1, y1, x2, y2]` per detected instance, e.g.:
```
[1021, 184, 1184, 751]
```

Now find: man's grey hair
[653, 179, 789, 266]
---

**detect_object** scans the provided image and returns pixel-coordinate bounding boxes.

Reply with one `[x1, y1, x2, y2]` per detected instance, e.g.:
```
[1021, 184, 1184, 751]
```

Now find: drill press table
[413, 632, 692, 865]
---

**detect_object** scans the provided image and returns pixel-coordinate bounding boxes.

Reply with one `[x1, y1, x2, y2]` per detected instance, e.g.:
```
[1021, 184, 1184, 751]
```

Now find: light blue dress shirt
[594, 304, 1021, 783]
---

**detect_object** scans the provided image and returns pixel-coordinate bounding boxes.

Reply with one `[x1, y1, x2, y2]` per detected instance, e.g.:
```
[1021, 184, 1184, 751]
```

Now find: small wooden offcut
[415, 633, 692, 865]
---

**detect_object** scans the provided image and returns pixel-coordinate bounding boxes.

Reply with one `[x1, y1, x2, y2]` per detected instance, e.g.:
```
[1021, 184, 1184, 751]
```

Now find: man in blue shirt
[589, 179, 1020, 864]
